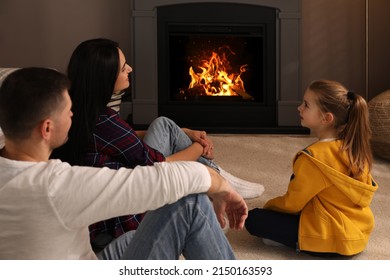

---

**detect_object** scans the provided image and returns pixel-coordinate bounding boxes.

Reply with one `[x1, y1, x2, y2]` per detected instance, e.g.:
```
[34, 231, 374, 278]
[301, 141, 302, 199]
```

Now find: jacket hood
[297, 150, 378, 208]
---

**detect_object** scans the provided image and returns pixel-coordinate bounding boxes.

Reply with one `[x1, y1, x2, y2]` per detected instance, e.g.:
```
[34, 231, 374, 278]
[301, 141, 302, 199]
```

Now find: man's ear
[40, 119, 53, 140]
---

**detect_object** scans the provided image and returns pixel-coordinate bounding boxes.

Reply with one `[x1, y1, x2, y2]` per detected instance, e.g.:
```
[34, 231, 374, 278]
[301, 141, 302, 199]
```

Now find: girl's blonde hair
[308, 80, 372, 177]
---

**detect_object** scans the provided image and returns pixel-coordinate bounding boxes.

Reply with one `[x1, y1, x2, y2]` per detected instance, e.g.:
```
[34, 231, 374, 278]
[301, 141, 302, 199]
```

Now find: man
[0, 67, 247, 260]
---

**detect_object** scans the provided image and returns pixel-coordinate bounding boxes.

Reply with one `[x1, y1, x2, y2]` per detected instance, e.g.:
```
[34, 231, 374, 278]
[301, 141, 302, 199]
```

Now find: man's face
[50, 90, 73, 149]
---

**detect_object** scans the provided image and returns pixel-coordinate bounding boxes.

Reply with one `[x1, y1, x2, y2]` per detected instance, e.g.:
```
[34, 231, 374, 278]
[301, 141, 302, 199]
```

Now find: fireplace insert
[157, 3, 277, 132]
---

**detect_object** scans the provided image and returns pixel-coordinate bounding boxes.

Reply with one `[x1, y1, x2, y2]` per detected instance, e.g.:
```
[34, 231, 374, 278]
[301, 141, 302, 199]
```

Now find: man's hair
[0, 67, 70, 140]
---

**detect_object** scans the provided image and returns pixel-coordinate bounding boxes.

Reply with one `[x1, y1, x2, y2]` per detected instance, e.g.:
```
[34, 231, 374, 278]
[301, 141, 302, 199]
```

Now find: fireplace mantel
[129, 0, 301, 128]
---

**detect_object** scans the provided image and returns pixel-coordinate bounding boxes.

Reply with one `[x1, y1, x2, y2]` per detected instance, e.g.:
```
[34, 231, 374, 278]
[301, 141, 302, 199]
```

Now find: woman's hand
[182, 128, 214, 159]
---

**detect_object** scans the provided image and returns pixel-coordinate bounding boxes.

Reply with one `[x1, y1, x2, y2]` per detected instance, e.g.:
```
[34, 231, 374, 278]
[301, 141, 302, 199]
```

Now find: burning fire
[184, 48, 252, 99]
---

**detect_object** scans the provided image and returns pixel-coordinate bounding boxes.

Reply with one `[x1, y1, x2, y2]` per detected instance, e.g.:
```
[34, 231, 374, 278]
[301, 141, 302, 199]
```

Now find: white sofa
[0, 68, 20, 147]
[0, 68, 19, 86]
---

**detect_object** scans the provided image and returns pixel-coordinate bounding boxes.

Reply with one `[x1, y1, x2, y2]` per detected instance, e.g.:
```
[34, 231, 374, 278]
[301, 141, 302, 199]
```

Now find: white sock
[211, 200, 230, 234]
[222, 215, 230, 234]
[219, 167, 265, 199]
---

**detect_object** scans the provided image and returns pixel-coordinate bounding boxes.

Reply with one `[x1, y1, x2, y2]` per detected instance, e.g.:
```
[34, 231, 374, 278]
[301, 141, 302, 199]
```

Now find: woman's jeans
[143, 116, 219, 171]
[99, 194, 235, 260]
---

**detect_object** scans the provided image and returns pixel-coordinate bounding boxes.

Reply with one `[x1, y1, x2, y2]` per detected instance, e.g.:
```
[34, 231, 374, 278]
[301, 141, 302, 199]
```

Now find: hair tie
[347, 91, 355, 100]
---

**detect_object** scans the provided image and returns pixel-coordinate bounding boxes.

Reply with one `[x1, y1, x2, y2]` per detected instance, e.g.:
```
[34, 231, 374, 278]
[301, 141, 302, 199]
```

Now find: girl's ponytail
[340, 91, 373, 177]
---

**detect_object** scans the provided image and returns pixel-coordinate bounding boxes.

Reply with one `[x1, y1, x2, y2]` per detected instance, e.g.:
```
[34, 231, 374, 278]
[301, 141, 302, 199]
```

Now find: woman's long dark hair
[51, 38, 120, 165]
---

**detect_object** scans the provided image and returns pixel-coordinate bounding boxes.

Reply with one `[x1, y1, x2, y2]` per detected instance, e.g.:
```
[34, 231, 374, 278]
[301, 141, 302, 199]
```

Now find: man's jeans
[99, 194, 235, 260]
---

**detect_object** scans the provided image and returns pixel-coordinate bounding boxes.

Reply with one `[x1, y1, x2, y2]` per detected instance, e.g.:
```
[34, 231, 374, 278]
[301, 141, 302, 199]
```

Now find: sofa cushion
[0, 68, 19, 86]
[0, 68, 19, 147]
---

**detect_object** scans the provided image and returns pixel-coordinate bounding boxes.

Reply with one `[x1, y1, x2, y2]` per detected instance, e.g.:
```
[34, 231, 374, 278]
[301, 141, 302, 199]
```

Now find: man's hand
[210, 189, 248, 230]
[206, 167, 248, 230]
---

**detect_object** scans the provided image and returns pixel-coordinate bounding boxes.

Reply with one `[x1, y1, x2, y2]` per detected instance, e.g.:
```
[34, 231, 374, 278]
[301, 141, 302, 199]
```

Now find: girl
[52, 38, 263, 249]
[245, 80, 378, 257]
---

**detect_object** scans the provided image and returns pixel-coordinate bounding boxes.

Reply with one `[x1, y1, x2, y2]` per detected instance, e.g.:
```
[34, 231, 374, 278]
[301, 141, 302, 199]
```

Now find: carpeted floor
[210, 134, 390, 260]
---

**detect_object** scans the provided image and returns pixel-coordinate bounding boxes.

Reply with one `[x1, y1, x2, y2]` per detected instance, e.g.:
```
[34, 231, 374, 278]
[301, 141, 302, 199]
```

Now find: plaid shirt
[86, 108, 165, 242]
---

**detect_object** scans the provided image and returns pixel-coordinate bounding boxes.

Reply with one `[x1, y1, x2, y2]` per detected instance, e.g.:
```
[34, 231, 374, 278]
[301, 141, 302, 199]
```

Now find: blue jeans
[99, 194, 235, 259]
[143, 117, 219, 171]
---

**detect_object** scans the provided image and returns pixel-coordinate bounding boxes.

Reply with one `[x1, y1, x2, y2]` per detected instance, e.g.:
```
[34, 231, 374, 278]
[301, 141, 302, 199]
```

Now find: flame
[187, 50, 251, 99]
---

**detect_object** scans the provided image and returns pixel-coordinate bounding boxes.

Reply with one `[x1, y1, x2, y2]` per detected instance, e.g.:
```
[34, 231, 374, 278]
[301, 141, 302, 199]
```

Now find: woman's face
[113, 48, 132, 93]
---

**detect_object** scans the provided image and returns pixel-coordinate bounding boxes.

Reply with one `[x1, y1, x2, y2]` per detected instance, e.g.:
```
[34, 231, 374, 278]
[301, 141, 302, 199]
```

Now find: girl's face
[113, 48, 132, 93]
[297, 89, 325, 132]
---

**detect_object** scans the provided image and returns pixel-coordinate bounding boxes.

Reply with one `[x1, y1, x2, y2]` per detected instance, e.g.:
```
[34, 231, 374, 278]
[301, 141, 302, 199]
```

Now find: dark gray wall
[301, 0, 390, 100]
[368, 0, 390, 98]
[0, 0, 131, 73]
[1, 0, 389, 100]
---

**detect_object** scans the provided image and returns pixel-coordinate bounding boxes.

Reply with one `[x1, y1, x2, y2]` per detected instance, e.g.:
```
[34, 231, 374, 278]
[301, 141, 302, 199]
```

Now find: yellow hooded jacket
[264, 140, 378, 256]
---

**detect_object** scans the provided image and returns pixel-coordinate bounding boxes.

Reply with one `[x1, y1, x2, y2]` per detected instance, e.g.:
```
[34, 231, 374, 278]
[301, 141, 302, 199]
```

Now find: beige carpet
[210, 134, 390, 260]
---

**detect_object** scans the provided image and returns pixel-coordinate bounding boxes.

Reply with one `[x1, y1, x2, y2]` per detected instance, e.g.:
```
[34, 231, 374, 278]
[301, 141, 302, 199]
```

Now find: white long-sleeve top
[0, 157, 211, 259]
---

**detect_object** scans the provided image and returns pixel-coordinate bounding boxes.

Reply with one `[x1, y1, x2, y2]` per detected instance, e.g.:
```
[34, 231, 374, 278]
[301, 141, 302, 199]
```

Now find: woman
[52, 38, 264, 248]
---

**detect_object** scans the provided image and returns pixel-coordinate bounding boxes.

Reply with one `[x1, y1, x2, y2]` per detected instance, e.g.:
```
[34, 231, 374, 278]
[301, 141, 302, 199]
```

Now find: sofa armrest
[0, 68, 19, 86]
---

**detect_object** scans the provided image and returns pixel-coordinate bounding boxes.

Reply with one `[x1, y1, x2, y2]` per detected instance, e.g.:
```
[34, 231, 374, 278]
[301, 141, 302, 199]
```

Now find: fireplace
[129, 0, 302, 132]
[157, 3, 276, 130]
